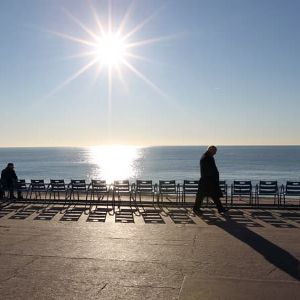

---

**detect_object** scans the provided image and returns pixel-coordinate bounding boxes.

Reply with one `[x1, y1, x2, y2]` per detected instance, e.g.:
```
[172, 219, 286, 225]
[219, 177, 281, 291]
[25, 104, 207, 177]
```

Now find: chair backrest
[31, 179, 46, 191]
[258, 181, 278, 194]
[91, 180, 108, 192]
[50, 179, 66, 191]
[232, 180, 252, 195]
[17, 179, 27, 191]
[136, 180, 153, 193]
[114, 180, 130, 192]
[183, 180, 198, 194]
[219, 180, 227, 194]
[159, 180, 176, 194]
[70, 179, 86, 191]
[285, 181, 300, 196]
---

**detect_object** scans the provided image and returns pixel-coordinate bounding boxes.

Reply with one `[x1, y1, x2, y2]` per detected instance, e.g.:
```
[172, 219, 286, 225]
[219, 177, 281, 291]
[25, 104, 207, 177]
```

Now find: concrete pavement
[0, 205, 299, 299]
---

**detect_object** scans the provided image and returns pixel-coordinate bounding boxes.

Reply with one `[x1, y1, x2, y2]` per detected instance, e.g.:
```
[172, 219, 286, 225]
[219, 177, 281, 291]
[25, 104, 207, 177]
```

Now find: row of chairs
[179, 180, 300, 207]
[2, 179, 300, 207]
[231, 180, 300, 207]
[8, 179, 180, 204]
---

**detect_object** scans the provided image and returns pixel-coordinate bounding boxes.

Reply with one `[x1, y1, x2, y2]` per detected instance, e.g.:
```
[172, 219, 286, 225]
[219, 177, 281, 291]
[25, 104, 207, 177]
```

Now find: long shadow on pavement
[199, 211, 300, 281]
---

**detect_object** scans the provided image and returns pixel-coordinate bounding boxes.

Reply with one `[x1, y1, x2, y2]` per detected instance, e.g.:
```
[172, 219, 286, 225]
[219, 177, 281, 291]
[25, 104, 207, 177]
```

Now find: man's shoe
[219, 208, 229, 214]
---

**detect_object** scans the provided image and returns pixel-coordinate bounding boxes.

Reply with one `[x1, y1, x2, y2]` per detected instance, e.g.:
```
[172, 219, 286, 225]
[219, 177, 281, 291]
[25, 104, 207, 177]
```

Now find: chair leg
[84, 193, 89, 214]
[118, 194, 120, 209]
[109, 192, 115, 216]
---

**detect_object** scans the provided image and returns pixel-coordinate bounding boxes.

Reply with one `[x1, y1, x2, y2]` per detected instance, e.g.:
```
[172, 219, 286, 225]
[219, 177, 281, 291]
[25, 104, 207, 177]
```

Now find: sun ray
[125, 52, 156, 64]
[108, 65, 112, 112]
[87, 60, 104, 91]
[62, 8, 99, 41]
[116, 0, 135, 36]
[108, 0, 112, 34]
[47, 30, 97, 47]
[126, 34, 178, 49]
[88, 1, 106, 36]
[107, 65, 113, 140]
[60, 51, 98, 60]
[115, 64, 128, 91]
[46, 57, 99, 98]
[121, 4, 167, 42]
[122, 60, 168, 98]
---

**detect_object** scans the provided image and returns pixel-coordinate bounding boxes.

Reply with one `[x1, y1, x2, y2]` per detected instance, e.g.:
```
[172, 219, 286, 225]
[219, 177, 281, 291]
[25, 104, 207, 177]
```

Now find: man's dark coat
[1, 167, 18, 189]
[198, 151, 223, 198]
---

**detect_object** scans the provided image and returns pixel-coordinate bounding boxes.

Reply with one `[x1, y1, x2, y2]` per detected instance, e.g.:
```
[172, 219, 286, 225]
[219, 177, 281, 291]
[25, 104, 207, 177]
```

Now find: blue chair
[255, 181, 279, 207]
[17, 179, 28, 197]
[219, 180, 228, 205]
[27, 179, 47, 200]
[158, 180, 180, 204]
[231, 180, 253, 205]
[133, 180, 156, 204]
[281, 181, 300, 207]
[112, 180, 134, 210]
[47, 179, 67, 200]
[182, 180, 198, 204]
[68, 179, 87, 202]
[86, 180, 110, 212]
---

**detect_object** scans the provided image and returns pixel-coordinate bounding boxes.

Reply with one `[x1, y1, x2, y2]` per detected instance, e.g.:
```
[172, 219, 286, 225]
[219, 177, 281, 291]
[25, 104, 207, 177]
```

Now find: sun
[47, 2, 174, 97]
[94, 33, 127, 66]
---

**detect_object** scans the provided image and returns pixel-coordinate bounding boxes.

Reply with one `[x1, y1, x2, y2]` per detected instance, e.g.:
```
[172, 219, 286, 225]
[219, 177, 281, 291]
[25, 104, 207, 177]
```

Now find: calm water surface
[0, 146, 299, 184]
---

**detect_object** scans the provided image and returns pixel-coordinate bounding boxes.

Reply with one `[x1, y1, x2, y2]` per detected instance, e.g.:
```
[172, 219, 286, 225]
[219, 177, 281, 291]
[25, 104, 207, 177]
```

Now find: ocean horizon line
[0, 144, 300, 149]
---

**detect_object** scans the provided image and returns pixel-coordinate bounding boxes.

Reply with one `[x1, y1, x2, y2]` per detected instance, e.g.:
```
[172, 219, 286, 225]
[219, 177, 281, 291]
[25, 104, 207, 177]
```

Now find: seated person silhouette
[0, 163, 23, 200]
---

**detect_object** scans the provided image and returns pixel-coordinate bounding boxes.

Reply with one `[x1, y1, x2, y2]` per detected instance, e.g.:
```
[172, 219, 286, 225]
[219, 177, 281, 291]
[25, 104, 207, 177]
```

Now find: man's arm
[201, 157, 216, 177]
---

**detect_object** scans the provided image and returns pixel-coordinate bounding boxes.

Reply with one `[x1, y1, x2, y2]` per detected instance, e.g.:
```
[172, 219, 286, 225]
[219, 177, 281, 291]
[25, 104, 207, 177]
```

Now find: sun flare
[48, 2, 173, 97]
[94, 33, 127, 66]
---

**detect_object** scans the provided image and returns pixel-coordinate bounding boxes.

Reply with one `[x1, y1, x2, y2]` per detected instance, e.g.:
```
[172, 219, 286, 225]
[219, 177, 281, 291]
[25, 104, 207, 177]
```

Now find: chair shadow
[218, 214, 300, 281]
[251, 210, 297, 228]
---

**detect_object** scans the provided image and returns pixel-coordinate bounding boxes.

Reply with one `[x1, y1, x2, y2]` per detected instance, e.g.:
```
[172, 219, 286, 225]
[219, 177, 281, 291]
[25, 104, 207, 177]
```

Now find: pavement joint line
[97, 283, 108, 294]
[0, 253, 201, 276]
[177, 274, 300, 284]
[190, 233, 197, 256]
[0, 256, 38, 284]
[113, 285, 180, 290]
[0, 253, 188, 266]
[178, 275, 187, 300]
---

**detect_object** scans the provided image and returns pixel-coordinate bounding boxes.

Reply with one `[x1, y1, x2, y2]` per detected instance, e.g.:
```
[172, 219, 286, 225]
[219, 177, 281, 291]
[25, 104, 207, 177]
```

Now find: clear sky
[1, 0, 299, 147]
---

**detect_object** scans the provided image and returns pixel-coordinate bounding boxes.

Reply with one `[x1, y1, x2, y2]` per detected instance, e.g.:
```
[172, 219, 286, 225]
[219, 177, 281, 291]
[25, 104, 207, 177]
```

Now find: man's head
[7, 163, 14, 170]
[207, 145, 217, 156]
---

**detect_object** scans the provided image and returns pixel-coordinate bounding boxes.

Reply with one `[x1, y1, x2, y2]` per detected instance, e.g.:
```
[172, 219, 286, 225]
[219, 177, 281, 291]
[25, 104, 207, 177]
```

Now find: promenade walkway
[0, 203, 299, 299]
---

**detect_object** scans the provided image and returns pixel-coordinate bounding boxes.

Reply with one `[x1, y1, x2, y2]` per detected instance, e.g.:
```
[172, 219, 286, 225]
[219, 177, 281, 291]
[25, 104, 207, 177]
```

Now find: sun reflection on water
[88, 145, 141, 183]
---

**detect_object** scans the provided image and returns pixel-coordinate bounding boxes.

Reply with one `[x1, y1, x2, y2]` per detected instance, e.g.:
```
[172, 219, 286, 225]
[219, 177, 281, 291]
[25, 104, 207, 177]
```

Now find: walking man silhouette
[194, 146, 228, 214]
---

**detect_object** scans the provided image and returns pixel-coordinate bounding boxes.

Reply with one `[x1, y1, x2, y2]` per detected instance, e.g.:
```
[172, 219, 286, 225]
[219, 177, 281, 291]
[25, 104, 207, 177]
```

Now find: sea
[0, 146, 299, 185]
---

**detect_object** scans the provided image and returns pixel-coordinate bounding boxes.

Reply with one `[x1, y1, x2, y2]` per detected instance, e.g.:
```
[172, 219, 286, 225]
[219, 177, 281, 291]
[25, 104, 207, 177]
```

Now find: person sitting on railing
[0, 163, 22, 200]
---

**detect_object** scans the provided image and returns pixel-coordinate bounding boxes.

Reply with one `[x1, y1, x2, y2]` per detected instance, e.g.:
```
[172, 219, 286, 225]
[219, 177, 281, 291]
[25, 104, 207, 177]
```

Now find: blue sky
[0, 0, 299, 146]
